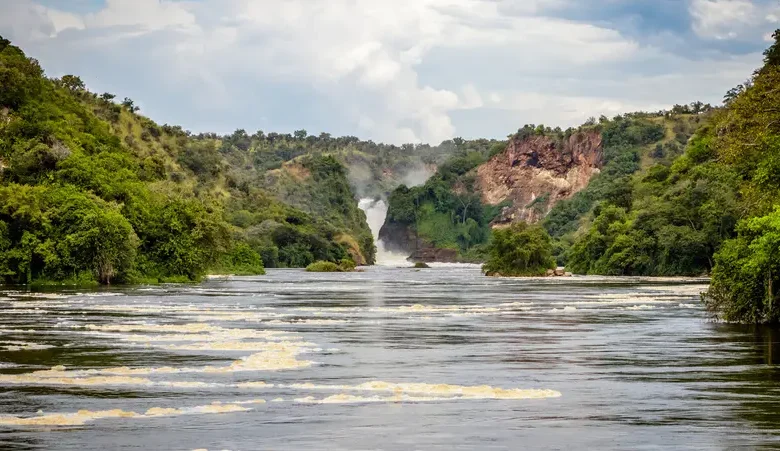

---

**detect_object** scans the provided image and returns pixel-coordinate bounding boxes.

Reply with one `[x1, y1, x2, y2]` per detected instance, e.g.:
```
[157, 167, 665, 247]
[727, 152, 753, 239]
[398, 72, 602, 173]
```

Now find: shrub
[482, 222, 555, 277]
[339, 258, 357, 271]
[305, 261, 341, 272]
[213, 242, 266, 275]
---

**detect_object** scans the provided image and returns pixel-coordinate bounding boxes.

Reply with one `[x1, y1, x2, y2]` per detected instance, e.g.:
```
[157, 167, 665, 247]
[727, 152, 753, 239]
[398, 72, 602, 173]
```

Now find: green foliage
[553, 31, 780, 323]
[543, 117, 669, 240]
[178, 140, 222, 179]
[305, 261, 342, 272]
[566, 205, 655, 275]
[385, 172, 498, 256]
[704, 207, 780, 323]
[482, 222, 555, 277]
[704, 30, 780, 323]
[705, 208, 780, 323]
[339, 258, 357, 271]
[212, 242, 265, 275]
[0, 37, 375, 284]
[563, 133, 740, 277]
[264, 155, 375, 264]
[0, 184, 138, 284]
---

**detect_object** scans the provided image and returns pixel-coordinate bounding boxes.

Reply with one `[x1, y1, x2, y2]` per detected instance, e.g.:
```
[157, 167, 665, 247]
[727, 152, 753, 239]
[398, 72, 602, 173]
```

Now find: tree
[761, 29, 780, 69]
[706, 208, 780, 323]
[100, 92, 116, 102]
[122, 97, 139, 113]
[60, 74, 85, 91]
[482, 222, 555, 277]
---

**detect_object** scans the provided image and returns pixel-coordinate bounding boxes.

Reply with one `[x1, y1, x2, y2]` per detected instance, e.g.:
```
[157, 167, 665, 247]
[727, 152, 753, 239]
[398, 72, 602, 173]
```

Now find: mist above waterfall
[401, 165, 434, 188]
[358, 198, 409, 266]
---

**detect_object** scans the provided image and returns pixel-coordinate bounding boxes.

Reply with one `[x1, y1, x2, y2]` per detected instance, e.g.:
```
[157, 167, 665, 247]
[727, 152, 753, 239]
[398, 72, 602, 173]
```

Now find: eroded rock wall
[477, 131, 603, 225]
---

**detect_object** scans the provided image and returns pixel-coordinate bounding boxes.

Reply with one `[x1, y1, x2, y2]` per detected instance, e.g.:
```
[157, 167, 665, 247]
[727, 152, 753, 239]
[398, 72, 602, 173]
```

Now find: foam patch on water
[114, 330, 294, 343]
[16, 293, 72, 300]
[235, 381, 275, 388]
[0, 409, 139, 426]
[160, 340, 318, 352]
[266, 319, 350, 325]
[33, 340, 314, 377]
[293, 394, 454, 404]
[0, 401, 253, 427]
[554, 296, 680, 307]
[0, 373, 154, 387]
[1, 341, 55, 351]
[0, 372, 222, 388]
[551, 306, 577, 313]
[624, 305, 657, 310]
[290, 303, 529, 319]
[285, 381, 561, 400]
[79, 323, 224, 334]
[3, 309, 50, 315]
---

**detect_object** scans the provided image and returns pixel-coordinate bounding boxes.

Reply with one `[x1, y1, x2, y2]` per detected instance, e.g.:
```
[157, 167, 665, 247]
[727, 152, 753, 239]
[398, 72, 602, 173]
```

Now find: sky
[0, 0, 778, 145]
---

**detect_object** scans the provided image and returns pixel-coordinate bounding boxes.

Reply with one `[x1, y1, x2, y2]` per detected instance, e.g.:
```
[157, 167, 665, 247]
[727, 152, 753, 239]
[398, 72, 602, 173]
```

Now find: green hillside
[380, 113, 705, 262]
[557, 30, 780, 323]
[0, 36, 374, 284]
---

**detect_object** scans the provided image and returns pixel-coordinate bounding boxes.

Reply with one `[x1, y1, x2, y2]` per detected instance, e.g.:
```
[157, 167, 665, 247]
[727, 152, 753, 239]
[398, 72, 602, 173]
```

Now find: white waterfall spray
[358, 198, 409, 266]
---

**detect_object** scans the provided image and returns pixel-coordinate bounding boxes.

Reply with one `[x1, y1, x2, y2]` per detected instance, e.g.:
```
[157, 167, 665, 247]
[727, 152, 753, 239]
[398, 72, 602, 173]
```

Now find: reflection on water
[1, 268, 779, 450]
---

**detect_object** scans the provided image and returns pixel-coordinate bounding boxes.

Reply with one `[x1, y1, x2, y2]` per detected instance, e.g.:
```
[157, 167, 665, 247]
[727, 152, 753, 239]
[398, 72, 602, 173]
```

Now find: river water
[1, 266, 779, 450]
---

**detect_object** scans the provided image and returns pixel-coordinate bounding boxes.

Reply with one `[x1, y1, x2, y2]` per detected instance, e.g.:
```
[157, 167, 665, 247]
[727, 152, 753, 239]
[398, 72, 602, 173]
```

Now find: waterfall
[358, 198, 409, 266]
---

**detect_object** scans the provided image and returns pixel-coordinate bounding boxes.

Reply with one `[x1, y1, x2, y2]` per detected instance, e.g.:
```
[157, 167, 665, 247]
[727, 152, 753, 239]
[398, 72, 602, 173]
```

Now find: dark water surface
[1, 266, 779, 450]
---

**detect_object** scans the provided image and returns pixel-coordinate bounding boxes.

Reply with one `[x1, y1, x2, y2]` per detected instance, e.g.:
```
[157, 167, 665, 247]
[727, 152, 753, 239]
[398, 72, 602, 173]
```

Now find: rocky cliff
[377, 129, 604, 262]
[477, 130, 603, 225]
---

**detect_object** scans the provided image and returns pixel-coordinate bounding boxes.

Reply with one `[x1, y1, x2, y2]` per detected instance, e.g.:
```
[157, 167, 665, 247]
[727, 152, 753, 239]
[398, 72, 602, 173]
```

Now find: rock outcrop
[378, 129, 604, 263]
[477, 130, 603, 225]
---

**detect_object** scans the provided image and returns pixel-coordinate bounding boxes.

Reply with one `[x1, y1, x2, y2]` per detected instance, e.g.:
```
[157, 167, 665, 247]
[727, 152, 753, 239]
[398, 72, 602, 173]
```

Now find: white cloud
[691, 0, 780, 40]
[0, 0, 768, 144]
[0, 0, 55, 41]
[459, 84, 484, 109]
[173, 0, 639, 142]
[84, 0, 196, 31]
[45, 9, 84, 34]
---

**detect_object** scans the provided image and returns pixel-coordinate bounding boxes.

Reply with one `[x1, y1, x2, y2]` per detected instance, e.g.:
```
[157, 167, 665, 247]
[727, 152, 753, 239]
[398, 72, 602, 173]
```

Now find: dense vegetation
[305, 259, 357, 272]
[210, 123, 458, 200]
[482, 223, 555, 277]
[4, 27, 780, 323]
[384, 138, 507, 259]
[0, 36, 377, 284]
[382, 109, 704, 262]
[548, 31, 780, 323]
[703, 31, 780, 323]
[542, 113, 707, 264]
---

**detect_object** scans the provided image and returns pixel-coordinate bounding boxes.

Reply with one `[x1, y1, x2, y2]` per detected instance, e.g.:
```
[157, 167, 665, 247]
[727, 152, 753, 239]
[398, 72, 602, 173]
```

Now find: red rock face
[476, 131, 603, 225]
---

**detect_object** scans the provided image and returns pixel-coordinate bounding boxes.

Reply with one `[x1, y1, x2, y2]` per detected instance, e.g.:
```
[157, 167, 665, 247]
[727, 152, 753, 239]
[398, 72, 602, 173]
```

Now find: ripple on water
[0, 273, 728, 449]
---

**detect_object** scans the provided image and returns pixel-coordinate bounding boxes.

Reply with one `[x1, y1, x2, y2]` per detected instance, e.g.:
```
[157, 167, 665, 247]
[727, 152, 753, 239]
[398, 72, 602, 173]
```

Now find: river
[1, 266, 779, 450]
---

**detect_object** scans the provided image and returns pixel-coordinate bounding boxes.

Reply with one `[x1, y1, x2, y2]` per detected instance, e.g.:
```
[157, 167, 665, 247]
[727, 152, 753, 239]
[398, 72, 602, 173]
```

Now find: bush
[413, 262, 430, 268]
[212, 242, 266, 275]
[305, 261, 341, 272]
[339, 258, 357, 271]
[305, 259, 358, 272]
[482, 222, 555, 277]
[705, 208, 780, 323]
